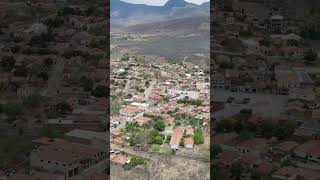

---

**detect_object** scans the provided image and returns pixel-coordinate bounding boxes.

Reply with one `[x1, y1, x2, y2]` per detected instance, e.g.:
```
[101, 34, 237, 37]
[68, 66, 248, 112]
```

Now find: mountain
[110, 0, 209, 26]
[164, 0, 190, 8]
[126, 16, 209, 34]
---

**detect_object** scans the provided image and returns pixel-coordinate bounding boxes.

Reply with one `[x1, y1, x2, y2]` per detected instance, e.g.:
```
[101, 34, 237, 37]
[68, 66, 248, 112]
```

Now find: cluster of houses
[110, 51, 210, 168]
[212, 0, 320, 179]
[0, 1, 108, 179]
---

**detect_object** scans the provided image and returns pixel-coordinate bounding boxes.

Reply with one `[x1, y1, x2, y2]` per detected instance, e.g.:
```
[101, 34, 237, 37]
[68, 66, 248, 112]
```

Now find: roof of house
[184, 137, 194, 146]
[294, 140, 320, 157]
[169, 126, 185, 146]
[65, 129, 106, 141]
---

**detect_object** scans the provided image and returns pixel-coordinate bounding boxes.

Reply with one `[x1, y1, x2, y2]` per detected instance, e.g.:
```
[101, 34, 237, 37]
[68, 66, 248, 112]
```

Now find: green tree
[92, 85, 108, 97]
[193, 128, 204, 144]
[154, 119, 166, 131]
[3, 102, 23, 117]
[239, 129, 251, 140]
[23, 94, 42, 109]
[212, 144, 222, 158]
[0, 56, 15, 72]
[304, 50, 318, 61]
[80, 76, 94, 91]
[55, 101, 72, 115]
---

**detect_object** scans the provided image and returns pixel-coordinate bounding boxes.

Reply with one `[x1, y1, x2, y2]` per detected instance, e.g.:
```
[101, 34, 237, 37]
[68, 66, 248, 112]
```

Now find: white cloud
[121, 0, 209, 6]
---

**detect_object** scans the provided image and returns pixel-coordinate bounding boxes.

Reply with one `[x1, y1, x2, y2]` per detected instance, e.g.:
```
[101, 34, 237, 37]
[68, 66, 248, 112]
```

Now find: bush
[3, 102, 24, 117]
[151, 144, 160, 152]
[0, 56, 15, 72]
[149, 129, 164, 145]
[92, 85, 108, 97]
[212, 144, 222, 158]
[129, 157, 146, 167]
[193, 128, 204, 144]
[80, 76, 94, 91]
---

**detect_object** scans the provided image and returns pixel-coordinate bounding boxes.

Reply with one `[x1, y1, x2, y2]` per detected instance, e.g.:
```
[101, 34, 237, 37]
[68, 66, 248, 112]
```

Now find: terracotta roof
[184, 137, 194, 146]
[294, 140, 320, 157]
[169, 126, 185, 146]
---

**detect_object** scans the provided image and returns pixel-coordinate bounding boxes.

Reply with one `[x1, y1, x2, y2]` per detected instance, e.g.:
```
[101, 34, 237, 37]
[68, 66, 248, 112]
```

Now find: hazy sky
[121, 0, 209, 6]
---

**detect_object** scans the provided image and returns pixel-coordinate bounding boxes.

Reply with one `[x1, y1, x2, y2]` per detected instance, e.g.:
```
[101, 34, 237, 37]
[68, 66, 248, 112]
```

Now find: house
[269, 141, 300, 159]
[64, 129, 106, 150]
[184, 137, 194, 149]
[134, 116, 150, 126]
[289, 88, 315, 101]
[169, 126, 185, 150]
[293, 140, 320, 162]
[110, 154, 130, 165]
[30, 141, 106, 180]
[119, 105, 144, 117]
[272, 166, 301, 180]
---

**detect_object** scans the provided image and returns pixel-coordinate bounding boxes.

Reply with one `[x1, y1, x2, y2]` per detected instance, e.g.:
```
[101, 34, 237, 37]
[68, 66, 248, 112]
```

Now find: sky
[121, 0, 209, 6]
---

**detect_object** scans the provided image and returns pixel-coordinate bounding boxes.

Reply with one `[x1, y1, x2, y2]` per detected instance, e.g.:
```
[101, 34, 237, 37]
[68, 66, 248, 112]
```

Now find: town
[0, 1, 108, 179]
[110, 47, 210, 179]
[212, 0, 320, 179]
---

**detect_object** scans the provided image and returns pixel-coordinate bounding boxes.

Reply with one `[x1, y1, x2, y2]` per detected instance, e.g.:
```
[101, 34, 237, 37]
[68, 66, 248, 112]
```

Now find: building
[293, 140, 320, 162]
[184, 137, 194, 149]
[30, 141, 107, 179]
[270, 15, 284, 33]
[169, 126, 185, 149]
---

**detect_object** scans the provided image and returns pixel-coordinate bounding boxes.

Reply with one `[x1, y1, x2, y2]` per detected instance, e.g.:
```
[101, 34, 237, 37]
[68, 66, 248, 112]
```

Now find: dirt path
[41, 58, 64, 97]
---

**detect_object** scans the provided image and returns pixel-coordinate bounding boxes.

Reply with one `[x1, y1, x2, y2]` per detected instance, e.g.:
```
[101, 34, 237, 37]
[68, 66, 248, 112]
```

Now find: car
[226, 97, 235, 103]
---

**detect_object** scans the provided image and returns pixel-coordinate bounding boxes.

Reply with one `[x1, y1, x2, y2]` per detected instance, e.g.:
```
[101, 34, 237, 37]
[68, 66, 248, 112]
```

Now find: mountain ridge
[111, 0, 209, 26]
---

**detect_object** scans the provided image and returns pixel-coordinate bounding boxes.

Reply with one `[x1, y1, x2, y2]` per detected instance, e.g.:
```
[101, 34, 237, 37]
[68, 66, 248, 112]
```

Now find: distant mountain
[110, 0, 209, 26]
[125, 16, 209, 34]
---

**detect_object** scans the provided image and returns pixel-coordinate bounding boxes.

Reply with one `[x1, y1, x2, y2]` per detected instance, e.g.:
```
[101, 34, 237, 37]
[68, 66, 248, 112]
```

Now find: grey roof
[65, 129, 106, 140]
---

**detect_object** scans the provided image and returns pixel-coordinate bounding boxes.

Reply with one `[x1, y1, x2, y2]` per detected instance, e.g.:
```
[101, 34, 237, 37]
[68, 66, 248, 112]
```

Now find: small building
[169, 126, 185, 150]
[184, 137, 194, 149]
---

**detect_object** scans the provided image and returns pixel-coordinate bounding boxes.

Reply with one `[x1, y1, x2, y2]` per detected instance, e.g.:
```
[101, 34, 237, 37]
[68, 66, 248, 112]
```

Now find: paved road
[42, 58, 64, 97]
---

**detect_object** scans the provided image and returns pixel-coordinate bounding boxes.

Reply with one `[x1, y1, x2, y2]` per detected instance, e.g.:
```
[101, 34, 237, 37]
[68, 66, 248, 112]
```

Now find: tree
[193, 128, 204, 144]
[3, 102, 23, 117]
[0, 56, 15, 72]
[212, 144, 222, 158]
[304, 50, 318, 61]
[154, 119, 166, 131]
[276, 120, 297, 140]
[257, 122, 276, 138]
[215, 119, 234, 133]
[145, 81, 150, 87]
[13, 67, 28, 77]
[80, 76, 94, 91]
[239, 129, 251, 140]
[23, 94, 42, 109]
[149, 129, 164, 145]
[92, 85, 108, 97]
[55, 101, 72, 115]
[212, 165, 230, 180]
[40, 126, 62, 139]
